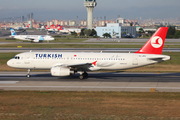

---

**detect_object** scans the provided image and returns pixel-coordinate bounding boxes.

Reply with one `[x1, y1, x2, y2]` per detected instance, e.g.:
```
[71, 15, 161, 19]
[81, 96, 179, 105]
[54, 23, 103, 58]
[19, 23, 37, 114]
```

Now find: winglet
[135, 27, 168, 54]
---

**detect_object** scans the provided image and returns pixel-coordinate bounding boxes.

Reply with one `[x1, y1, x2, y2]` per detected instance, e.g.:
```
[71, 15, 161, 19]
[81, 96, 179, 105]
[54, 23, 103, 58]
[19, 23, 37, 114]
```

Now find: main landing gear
[27, 69, 31, 78]
[79, 71, 88, 80]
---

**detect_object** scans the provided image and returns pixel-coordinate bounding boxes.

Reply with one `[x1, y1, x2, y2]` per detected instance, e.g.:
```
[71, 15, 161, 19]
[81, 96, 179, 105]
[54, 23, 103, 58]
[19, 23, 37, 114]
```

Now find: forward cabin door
[24, 53, 32, 68]
[132, 55, 138, 65]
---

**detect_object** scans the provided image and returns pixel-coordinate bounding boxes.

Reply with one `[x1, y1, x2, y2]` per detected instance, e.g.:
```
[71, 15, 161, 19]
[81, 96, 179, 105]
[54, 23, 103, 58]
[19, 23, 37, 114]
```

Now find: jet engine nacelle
[33, 40, 40, 43]
[51, 66, 73, 76]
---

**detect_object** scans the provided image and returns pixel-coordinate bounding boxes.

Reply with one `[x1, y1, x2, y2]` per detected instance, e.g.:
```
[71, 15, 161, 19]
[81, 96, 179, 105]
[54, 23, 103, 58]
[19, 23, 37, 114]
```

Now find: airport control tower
[84, 0, 97, 29]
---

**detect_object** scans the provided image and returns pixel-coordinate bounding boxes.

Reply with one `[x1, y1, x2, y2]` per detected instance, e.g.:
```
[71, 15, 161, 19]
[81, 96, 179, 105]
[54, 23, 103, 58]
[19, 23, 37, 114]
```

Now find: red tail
[52, 24, 57, 29]
[50, 25, 53, 29]
[135, 27, 168, 54]
[45, 25, 50, 29]
[58, 26, 63, 30]
[26, 24, 30, 28]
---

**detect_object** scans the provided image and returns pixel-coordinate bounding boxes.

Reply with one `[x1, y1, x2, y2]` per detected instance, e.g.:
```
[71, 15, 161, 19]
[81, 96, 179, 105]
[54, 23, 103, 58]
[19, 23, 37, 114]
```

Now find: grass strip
[0, 91, 180, 119]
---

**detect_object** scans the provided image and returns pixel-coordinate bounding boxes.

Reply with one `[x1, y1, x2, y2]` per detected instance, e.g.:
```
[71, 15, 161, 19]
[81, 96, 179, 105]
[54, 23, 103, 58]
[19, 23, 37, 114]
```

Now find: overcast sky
[0, 0, 180, 20]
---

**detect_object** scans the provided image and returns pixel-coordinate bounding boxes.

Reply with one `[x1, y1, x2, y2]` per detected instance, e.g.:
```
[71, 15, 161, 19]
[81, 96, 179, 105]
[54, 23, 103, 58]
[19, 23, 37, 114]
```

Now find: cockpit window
[14, 56, 20, 59]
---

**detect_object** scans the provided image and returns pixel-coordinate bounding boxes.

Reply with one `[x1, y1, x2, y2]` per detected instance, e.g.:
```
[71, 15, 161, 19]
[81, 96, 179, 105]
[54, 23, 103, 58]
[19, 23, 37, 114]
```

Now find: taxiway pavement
[0, 48, 180, 53]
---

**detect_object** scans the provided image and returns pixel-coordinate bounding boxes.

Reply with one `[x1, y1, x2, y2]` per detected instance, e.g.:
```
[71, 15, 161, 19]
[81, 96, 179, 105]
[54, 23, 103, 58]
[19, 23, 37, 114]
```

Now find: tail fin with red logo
[58, 25, 64, 30]
[135, 27, 168, 55]
[57, 24, 60, 28]
[52, 24, 57, 29]
[26, 24, 30, 28]
[45, 25, 50, 29]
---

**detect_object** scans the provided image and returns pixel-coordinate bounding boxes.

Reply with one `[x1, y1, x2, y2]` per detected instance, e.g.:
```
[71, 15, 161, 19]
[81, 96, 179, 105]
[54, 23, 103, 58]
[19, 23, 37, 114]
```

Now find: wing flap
[67, 63, 92, 68]
[54, 63, 93, 71]
[25, 38, 35, 40]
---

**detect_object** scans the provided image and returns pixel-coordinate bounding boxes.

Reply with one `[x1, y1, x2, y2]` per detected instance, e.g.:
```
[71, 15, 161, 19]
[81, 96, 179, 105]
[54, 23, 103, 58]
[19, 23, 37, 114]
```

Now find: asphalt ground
[0, 48, 179, 53]
[0, 72, 180, 92]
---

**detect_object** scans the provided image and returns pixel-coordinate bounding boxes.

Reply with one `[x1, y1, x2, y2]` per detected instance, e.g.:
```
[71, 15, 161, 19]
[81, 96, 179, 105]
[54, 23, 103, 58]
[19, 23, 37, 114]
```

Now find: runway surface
[0, 72, 180, 92]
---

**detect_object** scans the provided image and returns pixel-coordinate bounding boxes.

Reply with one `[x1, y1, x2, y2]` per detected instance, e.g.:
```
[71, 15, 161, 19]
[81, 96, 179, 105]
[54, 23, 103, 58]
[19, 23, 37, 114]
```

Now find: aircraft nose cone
[7, 60, 13, 67]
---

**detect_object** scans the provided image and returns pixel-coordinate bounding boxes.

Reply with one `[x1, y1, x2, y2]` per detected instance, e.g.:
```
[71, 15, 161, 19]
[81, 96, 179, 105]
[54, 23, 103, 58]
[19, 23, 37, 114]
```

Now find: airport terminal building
[96, 23, 137, 38]
[96, 23, 121, 38]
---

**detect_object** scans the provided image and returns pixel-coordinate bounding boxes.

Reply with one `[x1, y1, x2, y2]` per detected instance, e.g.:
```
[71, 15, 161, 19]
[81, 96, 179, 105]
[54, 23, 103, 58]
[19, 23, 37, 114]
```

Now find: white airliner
[7, 27, 170, 79]
[45, 25, 70, 33]
[10, 28, 55, 43]
[68, 28, 81, 34]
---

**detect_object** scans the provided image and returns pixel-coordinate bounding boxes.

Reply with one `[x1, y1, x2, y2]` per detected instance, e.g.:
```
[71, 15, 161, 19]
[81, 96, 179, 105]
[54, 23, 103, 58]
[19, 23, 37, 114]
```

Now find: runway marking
[0, 81, 19, 84]
[0, 86, 180, 89]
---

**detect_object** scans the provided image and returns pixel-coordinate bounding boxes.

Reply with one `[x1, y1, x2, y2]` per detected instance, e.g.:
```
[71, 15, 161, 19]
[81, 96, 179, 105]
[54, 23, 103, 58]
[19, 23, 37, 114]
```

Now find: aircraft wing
[66, 63, 92, 68]
[55, 62, 94, 71]
[25, 37, 35, 40]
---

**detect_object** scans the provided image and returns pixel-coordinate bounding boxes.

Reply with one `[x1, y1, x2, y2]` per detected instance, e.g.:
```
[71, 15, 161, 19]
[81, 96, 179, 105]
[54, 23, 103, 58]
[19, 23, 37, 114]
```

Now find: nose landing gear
[26, 69, 31, 78]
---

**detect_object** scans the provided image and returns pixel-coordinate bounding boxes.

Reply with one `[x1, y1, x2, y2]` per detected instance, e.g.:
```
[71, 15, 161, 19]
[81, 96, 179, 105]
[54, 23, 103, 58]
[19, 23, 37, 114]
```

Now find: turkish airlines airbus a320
[7, 27, 170, 79]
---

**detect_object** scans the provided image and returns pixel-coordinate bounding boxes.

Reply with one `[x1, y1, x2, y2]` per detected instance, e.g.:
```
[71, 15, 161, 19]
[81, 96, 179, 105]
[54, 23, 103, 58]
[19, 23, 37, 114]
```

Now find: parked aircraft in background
[14, 24, 30, 31]
[10, 28, 54, 43]
[68, 28, 81, 34]
[36, 27, 45, 31]
[45, 24, 80, 34]
[50, 24, 59, 31]
[45, 24, 70, 33]
[56, 25, 70, 33]
[45, 25, 58, 32]
[7, 27, 170, 79]
[56, 24, 81, 33]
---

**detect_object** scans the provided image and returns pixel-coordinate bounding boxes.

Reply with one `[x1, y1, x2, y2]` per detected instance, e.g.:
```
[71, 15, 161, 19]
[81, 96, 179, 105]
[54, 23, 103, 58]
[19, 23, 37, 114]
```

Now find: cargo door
[132, 55, 138, 65]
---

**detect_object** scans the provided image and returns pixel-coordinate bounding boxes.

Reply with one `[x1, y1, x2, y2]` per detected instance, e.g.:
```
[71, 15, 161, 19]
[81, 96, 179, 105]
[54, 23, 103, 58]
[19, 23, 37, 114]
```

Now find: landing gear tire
[27, 69, 31, 78]
[27, 74, 31, 78]
[82, 72, 88, 78]
[79, 72, 88, 80]
[79, 75, 84, 80]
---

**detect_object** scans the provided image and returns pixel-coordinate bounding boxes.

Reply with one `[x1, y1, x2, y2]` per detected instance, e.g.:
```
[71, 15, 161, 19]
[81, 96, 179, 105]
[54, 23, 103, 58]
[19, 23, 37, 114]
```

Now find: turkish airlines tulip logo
[151, 36, 163, 48]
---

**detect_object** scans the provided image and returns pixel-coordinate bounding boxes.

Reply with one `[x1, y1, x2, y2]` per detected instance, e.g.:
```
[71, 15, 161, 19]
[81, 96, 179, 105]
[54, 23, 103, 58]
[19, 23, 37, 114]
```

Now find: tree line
[166, 26, 180, 38]
[71, 29, 97, 37]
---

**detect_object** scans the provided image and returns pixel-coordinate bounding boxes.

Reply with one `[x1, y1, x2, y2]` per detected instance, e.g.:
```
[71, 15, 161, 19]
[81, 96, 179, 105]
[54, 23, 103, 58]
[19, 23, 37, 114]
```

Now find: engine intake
[33, 40, 40, 43]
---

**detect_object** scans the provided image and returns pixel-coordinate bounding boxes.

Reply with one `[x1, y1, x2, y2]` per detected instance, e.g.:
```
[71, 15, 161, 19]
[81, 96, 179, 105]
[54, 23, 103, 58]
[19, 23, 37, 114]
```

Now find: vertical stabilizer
[10, 28, 16, 36]
[135, 27, 168, 54]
